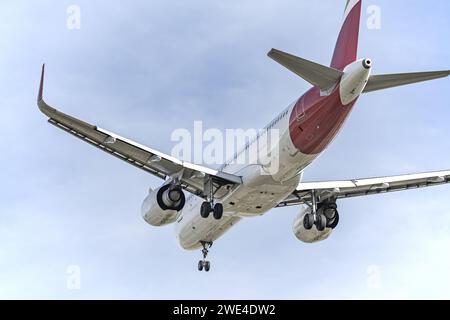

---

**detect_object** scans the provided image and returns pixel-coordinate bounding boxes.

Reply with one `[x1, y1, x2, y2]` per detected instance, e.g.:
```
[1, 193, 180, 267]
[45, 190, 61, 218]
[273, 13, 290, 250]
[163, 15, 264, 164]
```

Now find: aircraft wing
[36, 65, 242, 198]
[277, 170, 450, 207]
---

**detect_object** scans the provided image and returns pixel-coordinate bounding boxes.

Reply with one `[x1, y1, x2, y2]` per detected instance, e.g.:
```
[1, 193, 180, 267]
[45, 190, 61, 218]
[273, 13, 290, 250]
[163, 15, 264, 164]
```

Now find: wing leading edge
[278, 170, 450, 207]
[36, 65, 242, 198]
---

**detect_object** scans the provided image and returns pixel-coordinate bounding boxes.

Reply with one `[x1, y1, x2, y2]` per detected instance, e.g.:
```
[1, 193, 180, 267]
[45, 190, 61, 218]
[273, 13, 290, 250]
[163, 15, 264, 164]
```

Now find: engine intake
[157, 184, 185, 211]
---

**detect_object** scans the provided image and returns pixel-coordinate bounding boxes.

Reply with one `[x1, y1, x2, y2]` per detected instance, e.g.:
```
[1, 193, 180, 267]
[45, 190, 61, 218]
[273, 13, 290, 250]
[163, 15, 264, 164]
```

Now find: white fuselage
[174, 59, 371, 250]
[174, 102, 315, 250]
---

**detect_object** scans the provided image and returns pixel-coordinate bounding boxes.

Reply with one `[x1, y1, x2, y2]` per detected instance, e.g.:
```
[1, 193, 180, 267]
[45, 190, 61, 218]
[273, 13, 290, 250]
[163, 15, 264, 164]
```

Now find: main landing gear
[197, 241, 213, 272]
[200, 201, 223, 220]
[303, 206, 339, 231]
[303, 191, 340, 231]
[200, 177, 224, 220]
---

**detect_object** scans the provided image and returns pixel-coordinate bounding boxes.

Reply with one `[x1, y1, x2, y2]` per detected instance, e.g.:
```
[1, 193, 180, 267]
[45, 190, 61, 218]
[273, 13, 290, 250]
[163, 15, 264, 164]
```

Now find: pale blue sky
[1, 0, 450, 299]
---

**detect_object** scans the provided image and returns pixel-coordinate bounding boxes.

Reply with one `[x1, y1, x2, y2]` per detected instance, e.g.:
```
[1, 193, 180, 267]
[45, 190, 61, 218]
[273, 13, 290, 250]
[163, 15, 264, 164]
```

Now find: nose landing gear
[197, 241, 213, 272]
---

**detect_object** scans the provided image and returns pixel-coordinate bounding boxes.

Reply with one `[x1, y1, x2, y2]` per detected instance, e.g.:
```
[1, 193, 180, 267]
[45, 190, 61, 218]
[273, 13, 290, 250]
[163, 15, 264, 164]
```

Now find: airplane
[37, 0, 450, 272]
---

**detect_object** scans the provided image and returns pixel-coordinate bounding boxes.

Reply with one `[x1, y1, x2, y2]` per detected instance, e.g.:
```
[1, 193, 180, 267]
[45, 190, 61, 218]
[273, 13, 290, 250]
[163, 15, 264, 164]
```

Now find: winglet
[37, 64, 45, 103]
[36, 64, 57, 118]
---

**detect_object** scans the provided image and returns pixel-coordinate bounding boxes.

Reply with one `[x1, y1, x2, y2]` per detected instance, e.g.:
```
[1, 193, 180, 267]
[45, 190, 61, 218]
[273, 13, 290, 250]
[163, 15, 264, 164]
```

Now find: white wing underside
[278, 171, 450, 207]
[37, 66, 241, 199]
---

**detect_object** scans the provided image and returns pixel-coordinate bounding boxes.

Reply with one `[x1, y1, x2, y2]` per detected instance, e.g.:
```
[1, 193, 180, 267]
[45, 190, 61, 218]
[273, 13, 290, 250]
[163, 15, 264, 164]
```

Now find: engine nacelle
[141, 184, 186, 227]
[293, 206, 333, 243]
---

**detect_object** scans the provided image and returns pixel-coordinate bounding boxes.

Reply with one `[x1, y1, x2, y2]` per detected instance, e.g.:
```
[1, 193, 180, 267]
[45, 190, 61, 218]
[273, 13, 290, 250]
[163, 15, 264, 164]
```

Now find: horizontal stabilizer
[268, 49, 343, 90]
[363, 70, 450, 93]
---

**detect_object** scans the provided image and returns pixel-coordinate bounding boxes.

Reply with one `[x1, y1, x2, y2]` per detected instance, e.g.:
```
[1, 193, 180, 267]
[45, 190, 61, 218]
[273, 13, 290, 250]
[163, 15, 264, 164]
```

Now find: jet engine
[292, 203, 339, 243]
[141, 184, 186, 227]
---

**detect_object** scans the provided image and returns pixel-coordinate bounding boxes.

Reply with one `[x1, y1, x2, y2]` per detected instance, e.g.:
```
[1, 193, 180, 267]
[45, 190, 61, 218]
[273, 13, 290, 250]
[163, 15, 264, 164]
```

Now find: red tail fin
[330, 0, 362, 71]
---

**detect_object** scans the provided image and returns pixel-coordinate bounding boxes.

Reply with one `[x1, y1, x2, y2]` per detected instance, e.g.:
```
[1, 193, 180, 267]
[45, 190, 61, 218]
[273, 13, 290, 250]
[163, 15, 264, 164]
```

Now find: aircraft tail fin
[363, 70, 450, 93]
[268, 49, 343, 90]
[330, 0, 363, 71]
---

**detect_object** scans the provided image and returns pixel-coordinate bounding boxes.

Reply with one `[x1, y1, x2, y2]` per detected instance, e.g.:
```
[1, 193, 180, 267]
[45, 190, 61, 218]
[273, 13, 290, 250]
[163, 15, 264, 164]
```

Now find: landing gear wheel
[327, 212, 340, 229]
[303, 213, 315, 230]
[198, 260, 204, 271]
[200, 202, 212, 218]
[324, 205, 337, 220]
[204, 261, 211, 272]
[213, 203, 223, 220]
[315, 214, 327, 231]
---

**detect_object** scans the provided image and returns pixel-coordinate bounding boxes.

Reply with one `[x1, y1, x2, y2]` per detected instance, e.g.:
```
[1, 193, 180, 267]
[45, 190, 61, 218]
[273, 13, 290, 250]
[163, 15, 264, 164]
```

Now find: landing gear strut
[198, 241, 213, 272]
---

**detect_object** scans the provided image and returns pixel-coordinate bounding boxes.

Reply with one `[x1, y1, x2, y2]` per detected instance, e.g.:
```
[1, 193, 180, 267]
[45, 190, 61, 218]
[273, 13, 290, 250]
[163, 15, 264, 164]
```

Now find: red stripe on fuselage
[289, 86, 357, 155]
